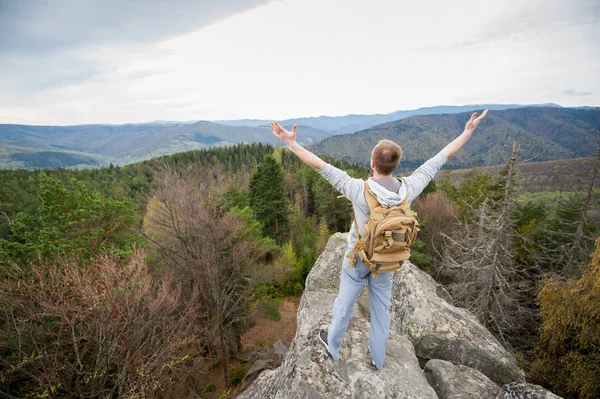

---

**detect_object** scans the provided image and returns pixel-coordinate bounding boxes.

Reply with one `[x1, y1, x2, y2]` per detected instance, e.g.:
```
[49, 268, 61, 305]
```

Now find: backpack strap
[399, 195, 418, 218]
[346, 181, 377, 268]
[364, 181, 381, 210]
[399, 196, 409, 212]
[345, 220, 361, 267]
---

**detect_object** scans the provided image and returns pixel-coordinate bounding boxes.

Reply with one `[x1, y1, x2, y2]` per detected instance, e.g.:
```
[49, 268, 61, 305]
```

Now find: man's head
[370, 139, 402, 176]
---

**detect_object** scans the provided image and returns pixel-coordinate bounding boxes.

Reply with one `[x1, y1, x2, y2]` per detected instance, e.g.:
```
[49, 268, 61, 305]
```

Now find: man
[270, 109, 488, 369]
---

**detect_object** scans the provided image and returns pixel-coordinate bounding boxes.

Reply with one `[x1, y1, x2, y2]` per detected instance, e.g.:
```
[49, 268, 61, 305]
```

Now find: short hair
[371, 139, 402, 175]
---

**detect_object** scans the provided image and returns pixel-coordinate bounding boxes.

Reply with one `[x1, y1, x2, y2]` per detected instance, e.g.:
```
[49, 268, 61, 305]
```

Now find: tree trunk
[219, 316, 230, 389]
[500, 142, 518, 246]
[564, 148, 600, 275]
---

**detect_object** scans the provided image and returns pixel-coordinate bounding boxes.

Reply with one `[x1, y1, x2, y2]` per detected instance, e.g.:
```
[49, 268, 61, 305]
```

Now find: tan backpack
[346, 181, 420, 278]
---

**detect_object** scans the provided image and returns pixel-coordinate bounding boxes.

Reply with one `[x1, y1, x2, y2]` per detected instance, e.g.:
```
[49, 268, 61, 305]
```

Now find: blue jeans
[327, 249, 394, 369]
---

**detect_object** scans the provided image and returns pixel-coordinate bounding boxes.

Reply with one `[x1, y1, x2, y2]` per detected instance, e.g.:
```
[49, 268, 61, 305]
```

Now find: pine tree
[313, 176, 352, 233]
[1, 173, 141, 265]
[249, 156, 290, 244]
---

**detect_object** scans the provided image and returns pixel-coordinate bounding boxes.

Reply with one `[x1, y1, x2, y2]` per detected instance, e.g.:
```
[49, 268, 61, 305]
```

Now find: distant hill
[0, 121, 330, 169]
[217, 103, 566, 134]
[2, 105, 597, 170]
[308, 107, 600, 171]
[440, 157, 600, 226]
[440, 157, 600, 194]
[0, 141, 111, 169]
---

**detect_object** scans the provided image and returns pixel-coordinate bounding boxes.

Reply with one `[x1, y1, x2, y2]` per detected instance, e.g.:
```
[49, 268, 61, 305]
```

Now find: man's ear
[370, 159, 376, 171]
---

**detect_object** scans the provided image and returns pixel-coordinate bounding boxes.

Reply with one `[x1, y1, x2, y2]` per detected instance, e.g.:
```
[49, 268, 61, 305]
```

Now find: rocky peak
[238, 233, 562, 399]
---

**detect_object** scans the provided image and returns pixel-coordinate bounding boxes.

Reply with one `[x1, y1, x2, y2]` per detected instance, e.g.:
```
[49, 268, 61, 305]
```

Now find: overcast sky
[0, 0, 598, 125]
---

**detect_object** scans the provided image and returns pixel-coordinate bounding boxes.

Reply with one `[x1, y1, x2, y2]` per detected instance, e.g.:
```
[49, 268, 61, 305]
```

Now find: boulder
[237, 346, 259, 363]
[496, 382, 564, 399]
[238, 233, 560, 398]
[238, 315, 438, 399]
[244, 358, 279, 384]
[304, 232, 350, 294]
[273, 339, 289, 357]
[424, 358, 500, 398]
[390, 262, 525, 385]
[238, 234, 437, 399]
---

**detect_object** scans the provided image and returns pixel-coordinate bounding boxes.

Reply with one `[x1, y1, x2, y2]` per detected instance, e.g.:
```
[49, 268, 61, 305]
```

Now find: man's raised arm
[441, 109, 489, 159]
[271, 121, 325, 171]
[402, 109, 489, 202]
[270, 121, 365, 203]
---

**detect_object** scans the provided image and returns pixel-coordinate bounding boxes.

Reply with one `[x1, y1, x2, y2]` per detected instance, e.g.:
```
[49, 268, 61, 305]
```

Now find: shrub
[409, 240, 433, 268]
[203, 384, 216, 393]
[282, 281, 304, 296]
[228, 365, 246, 386]
[413, 191, 459, 274]
[530, 238, 600, 398]
[259, 297, 282, 321]
[0, 251, 207, 398]
[254, 282, 282, 321]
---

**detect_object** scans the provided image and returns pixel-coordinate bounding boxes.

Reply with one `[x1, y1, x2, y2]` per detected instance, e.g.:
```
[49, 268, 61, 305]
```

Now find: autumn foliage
[0, 251, 206, 398]
[530, 238, 600, 398]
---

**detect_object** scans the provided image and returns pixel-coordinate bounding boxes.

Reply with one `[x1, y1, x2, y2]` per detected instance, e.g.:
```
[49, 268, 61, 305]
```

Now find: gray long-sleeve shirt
[318, 151, 448, 250]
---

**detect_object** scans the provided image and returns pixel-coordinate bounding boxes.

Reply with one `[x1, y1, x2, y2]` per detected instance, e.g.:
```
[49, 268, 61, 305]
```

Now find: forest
[0, 142, 599, 398]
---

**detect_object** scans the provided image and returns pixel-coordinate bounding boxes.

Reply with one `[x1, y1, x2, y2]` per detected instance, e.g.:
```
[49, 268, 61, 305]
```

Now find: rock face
[390, 262, 525, 385]
[273, 340, 289, 357]
[496, 383, 564, 399]
[424, 359, 500, 398]
[239, 233, 559, 398]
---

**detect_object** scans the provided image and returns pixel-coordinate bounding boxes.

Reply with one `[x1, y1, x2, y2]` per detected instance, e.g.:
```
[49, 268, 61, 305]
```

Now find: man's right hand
[464, 109, 488, 135]
[271, 121, 297, 147]
[441, 109, 489, 160]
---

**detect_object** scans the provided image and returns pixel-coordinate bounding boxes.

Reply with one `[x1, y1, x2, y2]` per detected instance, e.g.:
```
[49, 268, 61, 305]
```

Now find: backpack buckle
[384, 231, 393, 248]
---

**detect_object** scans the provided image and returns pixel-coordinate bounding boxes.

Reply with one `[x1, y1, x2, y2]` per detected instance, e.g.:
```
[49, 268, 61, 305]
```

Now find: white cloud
[0, 0, 598, 125]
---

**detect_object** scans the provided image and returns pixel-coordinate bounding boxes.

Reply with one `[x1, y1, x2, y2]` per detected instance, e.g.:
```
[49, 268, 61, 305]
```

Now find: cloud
[0, 0, 274, 93]
[561, 89, 593, 97]
[0, 0, 598, 125]
[0, 0, 275, 53]
[423, 0, 600, 52]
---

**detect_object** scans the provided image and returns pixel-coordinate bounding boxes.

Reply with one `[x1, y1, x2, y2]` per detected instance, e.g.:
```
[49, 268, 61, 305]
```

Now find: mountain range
[216, 103, 581, 134]
[0, 104, 597, 169]
[308, 107, 600, 170]
[0, 122, 330, 169]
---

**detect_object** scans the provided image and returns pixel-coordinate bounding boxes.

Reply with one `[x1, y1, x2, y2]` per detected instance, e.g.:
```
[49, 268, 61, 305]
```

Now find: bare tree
[413, 191, 460, 278]
[0, 251, 207, 398]
[564, 147, 600, 275]
[143, 164, 264, 388]
[439, 142, 538, 350]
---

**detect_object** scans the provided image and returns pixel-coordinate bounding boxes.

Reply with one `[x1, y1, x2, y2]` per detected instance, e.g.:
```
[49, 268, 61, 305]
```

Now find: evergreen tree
[249, 156, 290, 244]
[313, 176, 353, 233]
[1, 173, 141, 265]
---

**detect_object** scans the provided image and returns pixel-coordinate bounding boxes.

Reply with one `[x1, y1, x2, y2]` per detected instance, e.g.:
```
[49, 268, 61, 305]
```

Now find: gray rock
[239, 233, 550, 398]
[273, 339, 288, 357]
[238, 234, 438, 399]
[390, 262, 525, 385]
[496, 382, 564, 399]
[424, 358, 500, 398]
[304, 232, 348, 294]
[244, 358, 279, 383]
[237, 346, 259, 363]
[238, 316, 438, 399]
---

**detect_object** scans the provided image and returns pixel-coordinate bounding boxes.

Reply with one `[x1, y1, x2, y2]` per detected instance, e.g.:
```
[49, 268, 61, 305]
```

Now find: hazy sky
[1, 0, 598, 125]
